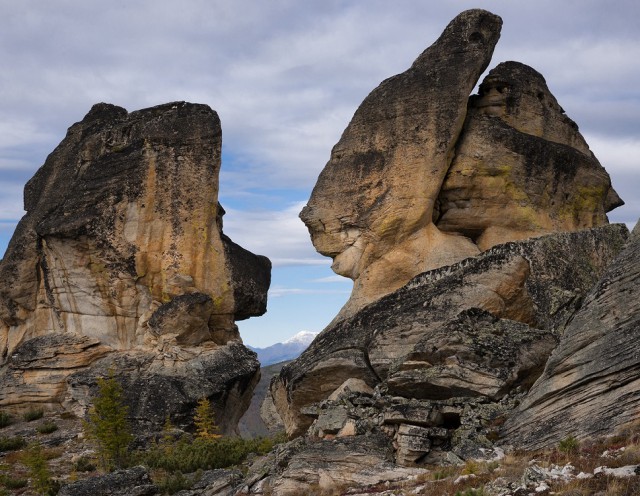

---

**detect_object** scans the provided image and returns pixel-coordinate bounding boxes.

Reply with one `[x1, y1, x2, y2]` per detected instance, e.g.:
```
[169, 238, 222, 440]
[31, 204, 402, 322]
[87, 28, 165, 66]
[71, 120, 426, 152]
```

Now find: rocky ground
[3, 409, 640, 495]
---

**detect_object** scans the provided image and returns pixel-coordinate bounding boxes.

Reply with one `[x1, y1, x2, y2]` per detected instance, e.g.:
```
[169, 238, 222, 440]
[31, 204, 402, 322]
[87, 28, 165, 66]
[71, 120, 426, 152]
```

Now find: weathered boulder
[502, 221, 640, 449]
[58, 466, 158, 496]
[172, 469, 243, 496]
[300, 9, 503, 319]
[246, 434, 427, 495]
[64, 341, 259, 434]
[0, 102, 269, 433]
[437, 62, 622, 251]
[301, 17, 620, 322]
[272, 225, 628, 437]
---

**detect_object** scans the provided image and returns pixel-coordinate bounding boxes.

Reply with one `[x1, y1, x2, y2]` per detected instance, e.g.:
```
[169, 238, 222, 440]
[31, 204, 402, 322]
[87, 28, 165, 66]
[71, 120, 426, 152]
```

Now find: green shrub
[0, 436, 26, 452]
[23, 408, 44, 422]
[84, 370, 133, 470]
[138, 434, 282, 473]
[156, 471, 192, 494]
[0, 412, 11, 429]
[36, 421, 59, 435]
[0, 474, 28, 489]
[558, 435, 580, 455]
[22, 443, 60, 495]
[73, 455, 96, 473]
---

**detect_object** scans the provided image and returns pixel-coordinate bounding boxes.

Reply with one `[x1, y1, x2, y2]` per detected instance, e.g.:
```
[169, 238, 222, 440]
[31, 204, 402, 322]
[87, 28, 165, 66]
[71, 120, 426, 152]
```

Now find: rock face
[0, 102, 270, 433]
[272, 225, 629, 438]
[58, 466, 158, 496]
[437, 62, 622, 251]
[300, 13, 621, 321]
[300, 9, 503, 318]
[502, 222, 640, 449]
[241, 434, 426, 496]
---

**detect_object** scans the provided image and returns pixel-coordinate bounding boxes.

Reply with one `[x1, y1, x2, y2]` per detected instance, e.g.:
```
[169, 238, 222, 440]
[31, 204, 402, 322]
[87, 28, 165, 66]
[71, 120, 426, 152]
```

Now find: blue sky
[1, 1, 639, 347]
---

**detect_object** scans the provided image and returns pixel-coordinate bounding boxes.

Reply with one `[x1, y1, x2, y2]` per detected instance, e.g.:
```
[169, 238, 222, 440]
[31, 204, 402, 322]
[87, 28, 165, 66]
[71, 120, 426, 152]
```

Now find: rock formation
[266, 9, 630, 492]
[300, 9, 503, 319]
[272, 226, 628, 438]
[0, 102, 270, 433]
[300, 13, 621, 321]
[502, 221, 640, 449]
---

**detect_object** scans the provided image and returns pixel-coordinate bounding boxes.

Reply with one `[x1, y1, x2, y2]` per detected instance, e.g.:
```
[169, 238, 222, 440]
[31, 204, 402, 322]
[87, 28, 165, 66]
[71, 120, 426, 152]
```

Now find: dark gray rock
[66, 341, 259, 435]
[174, 469, 243, 496]
[58, 466, 158, 496]
[502, 219, 640, 449]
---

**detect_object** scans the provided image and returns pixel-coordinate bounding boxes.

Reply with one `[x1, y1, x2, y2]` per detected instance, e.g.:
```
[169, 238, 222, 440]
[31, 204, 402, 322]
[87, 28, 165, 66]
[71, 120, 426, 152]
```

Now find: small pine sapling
[193, 397, 221, 440]
[84, 370, 133, 470]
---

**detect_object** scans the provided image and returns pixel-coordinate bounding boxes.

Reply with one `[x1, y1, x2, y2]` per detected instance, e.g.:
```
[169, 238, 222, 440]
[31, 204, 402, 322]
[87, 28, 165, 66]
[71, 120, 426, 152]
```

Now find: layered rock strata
[0, 102, 270, 432]
[502, 222, 640, 449]
[272, 225, 629, 438]
[301, 13, 621, 321]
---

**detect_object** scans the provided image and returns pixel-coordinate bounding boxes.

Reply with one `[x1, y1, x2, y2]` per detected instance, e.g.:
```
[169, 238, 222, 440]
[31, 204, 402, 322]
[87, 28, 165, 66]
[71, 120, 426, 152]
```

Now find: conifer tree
[193, 397, 221, 440]
[22, 443, 57, 495]
[84, 370, 133, 470]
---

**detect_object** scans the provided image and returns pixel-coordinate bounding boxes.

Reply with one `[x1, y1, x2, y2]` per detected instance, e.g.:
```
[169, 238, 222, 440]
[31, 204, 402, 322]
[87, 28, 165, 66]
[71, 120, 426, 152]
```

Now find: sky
[1, 1, 639, 347]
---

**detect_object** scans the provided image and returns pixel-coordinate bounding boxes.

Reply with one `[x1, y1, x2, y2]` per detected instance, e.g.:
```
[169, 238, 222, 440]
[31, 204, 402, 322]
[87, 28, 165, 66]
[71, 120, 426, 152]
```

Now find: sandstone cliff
[0, 102, 270, 433]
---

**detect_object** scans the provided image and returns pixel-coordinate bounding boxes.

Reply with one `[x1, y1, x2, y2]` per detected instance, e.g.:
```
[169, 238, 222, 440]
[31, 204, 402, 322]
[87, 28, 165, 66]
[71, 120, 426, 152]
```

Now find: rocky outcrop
[273, 225, 628, 438]
[0, 102, 269, 433]
[265, 9, 628, 492]
[241, 434, 427, 495]
[437, 62, 622, 251]
[300, 9, 503, 319]
[300, 14, 620, 321]
[502, 221, 640, 449]
[58, 466, 158, 496]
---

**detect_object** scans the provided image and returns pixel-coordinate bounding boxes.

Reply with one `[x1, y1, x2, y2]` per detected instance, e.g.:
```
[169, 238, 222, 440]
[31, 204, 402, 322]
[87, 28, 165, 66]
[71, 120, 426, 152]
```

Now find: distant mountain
[248, 331, 318, 366]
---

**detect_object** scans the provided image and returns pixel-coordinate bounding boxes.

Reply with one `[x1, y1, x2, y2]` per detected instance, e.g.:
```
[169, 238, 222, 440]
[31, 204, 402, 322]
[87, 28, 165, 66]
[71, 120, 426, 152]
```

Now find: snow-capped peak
[283, 331, 318, 346]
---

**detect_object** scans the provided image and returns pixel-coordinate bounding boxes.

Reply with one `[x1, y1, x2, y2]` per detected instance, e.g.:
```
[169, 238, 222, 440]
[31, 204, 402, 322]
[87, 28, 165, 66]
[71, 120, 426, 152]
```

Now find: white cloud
[585, 135, 640, 172]
[1, 0, 639, 264]
[312, 275, 351, 284]
[269, 286, 351, 298]
[222, 201, 325, 267]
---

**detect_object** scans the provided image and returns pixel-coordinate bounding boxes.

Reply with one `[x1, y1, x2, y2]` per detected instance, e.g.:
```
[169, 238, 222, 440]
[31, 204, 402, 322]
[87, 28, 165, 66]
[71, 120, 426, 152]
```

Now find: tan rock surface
[0, 102, 270, 357]
[301, 33, 621, 323]
[300, 9, 502, 319]
[436, 62, 623, 251]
